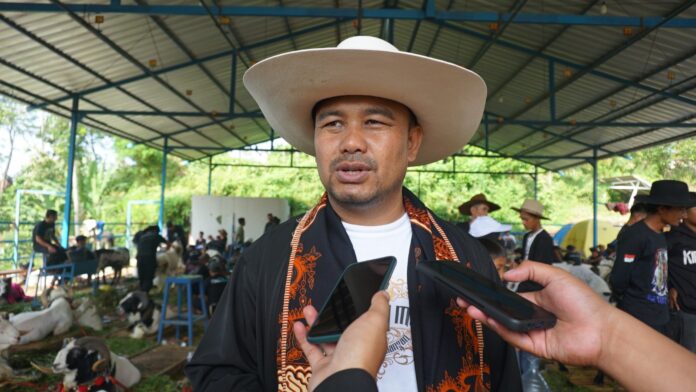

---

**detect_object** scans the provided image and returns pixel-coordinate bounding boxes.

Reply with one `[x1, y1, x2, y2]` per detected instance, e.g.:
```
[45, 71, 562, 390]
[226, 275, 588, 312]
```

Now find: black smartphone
[416, 260, 556, 332]
[307, 256, 396, 344]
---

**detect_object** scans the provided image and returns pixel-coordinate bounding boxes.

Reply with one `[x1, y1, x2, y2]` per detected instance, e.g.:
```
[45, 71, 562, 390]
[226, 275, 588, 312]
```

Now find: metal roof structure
[1, 0, 696, 171]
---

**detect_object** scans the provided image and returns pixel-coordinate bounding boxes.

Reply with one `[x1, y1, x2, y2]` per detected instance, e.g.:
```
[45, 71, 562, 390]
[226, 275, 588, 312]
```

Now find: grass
[105, 336, 157, 357]
[133, 375, 180, 392]
[543, 369, 593, 392]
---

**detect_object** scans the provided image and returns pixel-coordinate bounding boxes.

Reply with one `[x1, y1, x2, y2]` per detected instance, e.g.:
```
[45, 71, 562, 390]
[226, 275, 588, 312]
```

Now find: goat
[118, 291, 160, 339]
[73, 297, 103, 331]
[95, 248, 130, 285]
[0, 315, 20, 380]
[9, 286, 73, 344]
[50, 336, 141, 391]
[154, 243, 183, 290]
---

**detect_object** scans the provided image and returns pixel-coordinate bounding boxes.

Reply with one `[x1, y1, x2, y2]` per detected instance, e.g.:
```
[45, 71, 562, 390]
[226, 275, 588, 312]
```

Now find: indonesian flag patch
[624, 254, 636, 263]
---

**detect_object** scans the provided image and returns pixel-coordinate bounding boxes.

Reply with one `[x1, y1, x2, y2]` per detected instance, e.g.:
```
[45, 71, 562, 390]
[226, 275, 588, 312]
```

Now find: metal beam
[0, 56, 199, 161]
[467, 0, 527, 69]
[424, 0, 454, 57]
[516, 60, 696, 157]
[3, 3, 696, 27]
[477, 0, 696, 143]
[486, 0, 601, 103]
[159, 137, 168, 231]
[480, 119, 696, 128]
[592, 149, 598, 247]
[61, 96, 79, 247]
[548, 59, 556, 121]
[31, 19, 344, 110]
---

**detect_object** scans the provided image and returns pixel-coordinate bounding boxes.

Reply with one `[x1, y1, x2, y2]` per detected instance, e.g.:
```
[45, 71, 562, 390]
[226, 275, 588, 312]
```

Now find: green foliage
[133, 375, 179, 392]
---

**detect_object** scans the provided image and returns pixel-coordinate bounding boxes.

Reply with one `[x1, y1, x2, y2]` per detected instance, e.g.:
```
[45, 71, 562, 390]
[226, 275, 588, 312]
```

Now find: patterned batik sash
[277, 189, 490, 391]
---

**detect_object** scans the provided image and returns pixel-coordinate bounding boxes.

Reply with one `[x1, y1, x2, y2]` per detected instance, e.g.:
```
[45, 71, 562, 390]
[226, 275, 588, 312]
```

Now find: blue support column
[229, 51, 237, 115]
[534, 166, 539, 199]
[592, 149, 598, 247]
[484, 113, 489, 155]
[159, 137, 168, 231]
[548, 59, 556, 121]
[61, 97, 79, 247]
[207, 157, 213, 196]
[387, 18, 394, 44]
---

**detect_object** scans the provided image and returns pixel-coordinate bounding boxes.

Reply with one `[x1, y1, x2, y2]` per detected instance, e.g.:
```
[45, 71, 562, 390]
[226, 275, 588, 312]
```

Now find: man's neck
[529, 226, 542, 233]
[643, 214, 666, 233]
[330, 193, 405, 226]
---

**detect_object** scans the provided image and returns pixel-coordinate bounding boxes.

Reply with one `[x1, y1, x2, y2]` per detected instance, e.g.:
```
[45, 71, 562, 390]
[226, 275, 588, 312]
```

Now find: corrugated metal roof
[1, 1, 694, 169]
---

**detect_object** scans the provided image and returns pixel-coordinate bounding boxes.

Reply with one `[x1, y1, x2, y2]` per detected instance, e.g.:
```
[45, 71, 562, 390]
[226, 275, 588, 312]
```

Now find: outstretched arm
[458, 261, 696, 392]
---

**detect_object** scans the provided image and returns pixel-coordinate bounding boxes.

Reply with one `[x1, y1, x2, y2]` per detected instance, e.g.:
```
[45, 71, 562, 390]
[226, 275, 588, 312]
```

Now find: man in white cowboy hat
[511, 199, 555, 292]
[611, 180, 693, 334]
[186, 36, 521, 392]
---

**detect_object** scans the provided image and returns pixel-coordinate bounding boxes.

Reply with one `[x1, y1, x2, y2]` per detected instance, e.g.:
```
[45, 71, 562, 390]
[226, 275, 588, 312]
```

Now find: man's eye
[365, 119, 384, 125]
[323, 120, 341, 127]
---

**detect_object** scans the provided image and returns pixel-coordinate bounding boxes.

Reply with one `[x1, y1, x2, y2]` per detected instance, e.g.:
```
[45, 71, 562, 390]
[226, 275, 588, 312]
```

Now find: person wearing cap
[457, 193, 501, 233]
[186, 36, 521, 392]
[610, 180, 692, 334]
[666, 191, 696, 352]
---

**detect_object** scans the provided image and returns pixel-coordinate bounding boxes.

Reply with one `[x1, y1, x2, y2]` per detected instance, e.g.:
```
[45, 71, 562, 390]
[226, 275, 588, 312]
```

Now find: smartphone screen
[307, 256, 396, 343]
[417, 260, 556, 331]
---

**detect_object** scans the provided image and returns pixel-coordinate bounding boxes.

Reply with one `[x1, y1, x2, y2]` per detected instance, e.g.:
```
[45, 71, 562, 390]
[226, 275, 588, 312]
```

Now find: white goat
[9, 286, 73, 344]
[0, 315, 20, 380]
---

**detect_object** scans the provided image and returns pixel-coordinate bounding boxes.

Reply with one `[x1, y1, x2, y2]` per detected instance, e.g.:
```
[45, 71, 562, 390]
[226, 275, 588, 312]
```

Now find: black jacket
[316, 369, 377, 392]
[666, 223, 696, 314]
[185, 215, 521, 391]
[517, 229, 555, 292]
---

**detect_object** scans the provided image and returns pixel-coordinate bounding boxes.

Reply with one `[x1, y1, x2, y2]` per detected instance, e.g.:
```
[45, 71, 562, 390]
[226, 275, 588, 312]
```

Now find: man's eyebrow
[364, 106, 395, 120]
[316, 109, 342, 122]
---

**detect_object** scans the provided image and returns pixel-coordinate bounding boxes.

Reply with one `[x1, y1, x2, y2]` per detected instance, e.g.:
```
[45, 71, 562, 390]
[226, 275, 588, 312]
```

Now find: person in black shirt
[135, 225, 167, 293]
[195, 231, 206, 247]
[32, 209, 60, 256]
[611, 180, 692, 334]
[666, 192, 696, 352]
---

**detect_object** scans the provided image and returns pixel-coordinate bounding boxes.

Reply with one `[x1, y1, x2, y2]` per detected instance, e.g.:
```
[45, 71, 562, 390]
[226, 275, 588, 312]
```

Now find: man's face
[470, 203, 489, 218]
[519, 211, 540, 231]
[660, 206, 687, 227]
[46, 215, 57, 224]
[314, 96, 422, 209]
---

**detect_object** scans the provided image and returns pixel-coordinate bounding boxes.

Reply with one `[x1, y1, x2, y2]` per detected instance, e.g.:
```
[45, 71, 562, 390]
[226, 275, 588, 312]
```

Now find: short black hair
[478, 238, 506, 260]
[46, 209, 58, 218]
[238, 217, 245, 225]
[630, 203, 647, 215]
[75, 235, 87, 242]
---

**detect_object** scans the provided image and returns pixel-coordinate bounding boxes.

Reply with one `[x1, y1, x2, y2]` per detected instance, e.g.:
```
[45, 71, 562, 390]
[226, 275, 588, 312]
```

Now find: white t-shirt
[342, 213, 416, 391]
[524, 229, 543, 259]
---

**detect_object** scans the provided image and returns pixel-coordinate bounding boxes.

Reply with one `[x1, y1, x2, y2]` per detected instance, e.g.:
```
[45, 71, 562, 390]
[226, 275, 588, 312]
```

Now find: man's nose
[339, 123, 368, 154]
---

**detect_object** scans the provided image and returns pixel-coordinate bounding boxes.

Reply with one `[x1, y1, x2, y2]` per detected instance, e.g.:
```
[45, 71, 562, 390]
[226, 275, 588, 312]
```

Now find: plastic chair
[157, 275, 209, 346]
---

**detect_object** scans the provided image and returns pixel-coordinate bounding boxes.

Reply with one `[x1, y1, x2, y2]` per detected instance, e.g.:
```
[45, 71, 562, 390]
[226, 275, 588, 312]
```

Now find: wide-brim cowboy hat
[458, 193, 501, 215]
[243, 36, 487, 166]
[635, 180, 693, 207]
[511, 199, 549, 220]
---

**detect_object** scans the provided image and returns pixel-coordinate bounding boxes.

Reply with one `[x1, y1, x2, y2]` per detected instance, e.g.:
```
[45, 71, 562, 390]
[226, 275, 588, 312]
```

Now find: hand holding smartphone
[307, 256, 396, 344]
[416, 260, 556, 332]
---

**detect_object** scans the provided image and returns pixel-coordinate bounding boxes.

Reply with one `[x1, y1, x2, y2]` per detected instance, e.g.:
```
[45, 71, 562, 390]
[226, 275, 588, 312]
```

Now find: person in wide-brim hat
[458, 193, 501, 216]
[243, 36, 486, 165]
[635, 179, 693, 207]
[511, 199, 549, 220]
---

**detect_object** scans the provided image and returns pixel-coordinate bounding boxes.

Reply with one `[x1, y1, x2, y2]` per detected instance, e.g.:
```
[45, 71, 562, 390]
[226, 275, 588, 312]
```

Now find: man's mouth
[335, 162, 372, 183]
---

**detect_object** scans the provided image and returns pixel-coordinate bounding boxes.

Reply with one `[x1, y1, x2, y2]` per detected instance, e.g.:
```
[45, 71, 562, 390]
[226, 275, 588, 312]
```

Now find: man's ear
[407, 125, 424, 163]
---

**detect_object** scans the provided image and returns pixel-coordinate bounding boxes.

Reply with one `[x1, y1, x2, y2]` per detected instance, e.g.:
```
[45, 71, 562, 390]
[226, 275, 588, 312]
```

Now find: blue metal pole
[229, 51, 237, 115]
[159, 137, 168, 231]
[14, 190, 21, 267]
[534, 167, 539, 199]
[548, 59, 556, 122]
[592, 149, 598, 247]
[61, 97, 79, 248]
[484, 113, 489, 155]
[207, 157, 213, 196]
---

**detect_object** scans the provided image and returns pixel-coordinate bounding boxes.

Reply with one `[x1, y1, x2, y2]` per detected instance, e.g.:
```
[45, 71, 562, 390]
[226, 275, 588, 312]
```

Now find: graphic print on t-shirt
[648, 248, 668, 304]
[378, 278, 414, 380]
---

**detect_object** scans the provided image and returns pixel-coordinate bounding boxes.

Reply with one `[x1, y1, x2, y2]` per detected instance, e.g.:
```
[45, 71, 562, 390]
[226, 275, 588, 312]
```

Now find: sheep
[50, 336, 141, 391]
[95, 248, 130, 285]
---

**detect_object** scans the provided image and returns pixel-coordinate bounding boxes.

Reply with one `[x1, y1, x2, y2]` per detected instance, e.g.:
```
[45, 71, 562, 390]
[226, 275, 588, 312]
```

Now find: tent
[560, 220, 621, 257]
[553, 224, 573, 246]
